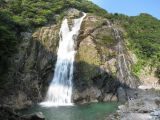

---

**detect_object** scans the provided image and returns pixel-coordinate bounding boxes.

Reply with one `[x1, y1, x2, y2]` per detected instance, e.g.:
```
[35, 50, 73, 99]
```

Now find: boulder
[0, 105, 45, 120]
[103, 93, 117, 102]
[66, 8, 82, 18]
[22, 112, 45, 120]
[117, 87, 127, 102]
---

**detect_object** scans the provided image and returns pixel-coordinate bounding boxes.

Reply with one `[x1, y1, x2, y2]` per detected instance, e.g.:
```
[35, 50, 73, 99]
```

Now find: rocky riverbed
[105, 88, 160, 120]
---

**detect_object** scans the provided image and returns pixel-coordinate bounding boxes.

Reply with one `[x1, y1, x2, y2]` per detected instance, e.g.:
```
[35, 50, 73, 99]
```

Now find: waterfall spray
[40, 13, 86, 107]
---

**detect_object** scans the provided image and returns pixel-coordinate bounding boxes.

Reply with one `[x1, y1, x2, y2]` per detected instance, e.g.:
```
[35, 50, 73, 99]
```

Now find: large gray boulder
[117, 87, 127, 102]
[22, 112, 45, 120]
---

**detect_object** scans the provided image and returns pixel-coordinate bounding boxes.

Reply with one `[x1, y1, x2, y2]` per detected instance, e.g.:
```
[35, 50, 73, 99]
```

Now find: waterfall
[40, 13, 86, 107]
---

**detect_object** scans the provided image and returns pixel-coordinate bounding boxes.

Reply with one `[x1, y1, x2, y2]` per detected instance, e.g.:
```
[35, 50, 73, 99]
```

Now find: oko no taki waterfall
[40, 13, 86, 107]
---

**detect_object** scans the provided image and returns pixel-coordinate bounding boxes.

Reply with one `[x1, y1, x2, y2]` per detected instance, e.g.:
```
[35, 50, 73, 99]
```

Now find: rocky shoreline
[0, 105, 45, 120]
[105, 88, 160, 120]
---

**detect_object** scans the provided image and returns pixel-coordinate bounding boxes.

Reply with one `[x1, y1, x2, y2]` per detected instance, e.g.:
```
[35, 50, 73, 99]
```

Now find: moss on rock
[76, 36, 101, 81]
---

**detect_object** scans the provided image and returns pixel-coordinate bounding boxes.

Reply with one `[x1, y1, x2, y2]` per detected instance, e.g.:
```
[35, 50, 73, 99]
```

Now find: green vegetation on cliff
[109, 13, 160, 78]
[0, 0, 160, 82]
[0, 0, 107, 56]
[0, 0, 108, 82]
[1, 0, 107, 27]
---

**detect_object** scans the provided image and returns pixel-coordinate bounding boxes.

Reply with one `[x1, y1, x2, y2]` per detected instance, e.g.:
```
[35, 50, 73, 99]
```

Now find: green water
[20, 102, 118, 120]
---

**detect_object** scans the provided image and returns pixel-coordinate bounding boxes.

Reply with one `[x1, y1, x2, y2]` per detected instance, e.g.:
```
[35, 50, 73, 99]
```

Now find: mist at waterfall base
[40, 13, 86, 107]
[20, 102, 118, 120]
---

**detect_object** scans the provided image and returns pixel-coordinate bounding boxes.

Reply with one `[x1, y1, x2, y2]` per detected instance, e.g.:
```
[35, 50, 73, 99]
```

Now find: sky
[91, 0, 160, 19]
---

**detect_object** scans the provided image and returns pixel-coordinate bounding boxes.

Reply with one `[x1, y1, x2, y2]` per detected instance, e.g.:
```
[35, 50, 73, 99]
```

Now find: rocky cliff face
[73, 13, 139, 103]
[0, 17, 60, 109]
[0, 9, 139, 109]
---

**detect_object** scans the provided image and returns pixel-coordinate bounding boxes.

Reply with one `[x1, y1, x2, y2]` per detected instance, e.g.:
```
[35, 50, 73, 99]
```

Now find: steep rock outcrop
[73, 14, 139, 103]
[0, 20, 60, 109]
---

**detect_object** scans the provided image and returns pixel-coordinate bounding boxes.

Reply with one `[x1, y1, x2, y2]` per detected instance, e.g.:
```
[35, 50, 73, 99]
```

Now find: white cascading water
[40, 13, 86, 107]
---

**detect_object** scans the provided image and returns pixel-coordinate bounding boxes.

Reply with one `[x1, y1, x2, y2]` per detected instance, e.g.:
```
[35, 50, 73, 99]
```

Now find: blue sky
[91, 0, 160, 19]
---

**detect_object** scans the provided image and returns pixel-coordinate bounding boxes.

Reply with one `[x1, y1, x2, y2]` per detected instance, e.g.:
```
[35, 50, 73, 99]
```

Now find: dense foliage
[109, 13, 160, 78]
[1, 0, 107, 27]
[125, 14, 160, 77]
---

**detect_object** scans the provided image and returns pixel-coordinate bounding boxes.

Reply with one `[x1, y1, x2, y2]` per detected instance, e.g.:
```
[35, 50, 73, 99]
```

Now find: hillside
[0, 0, 160, 120]
[109, 13, 160, 79]
[0, 0, 108, 85]
[1, 0, 159, 85]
